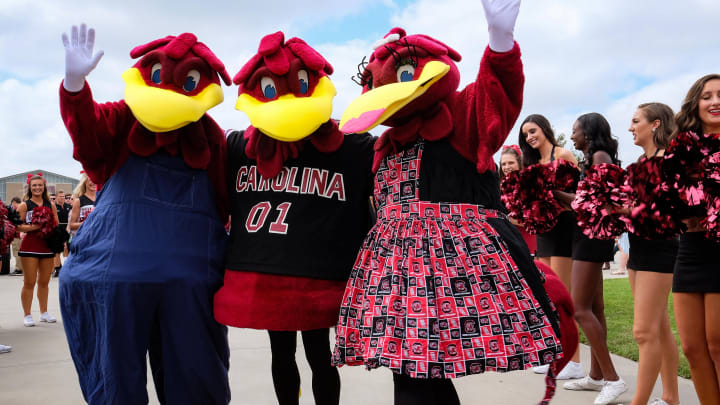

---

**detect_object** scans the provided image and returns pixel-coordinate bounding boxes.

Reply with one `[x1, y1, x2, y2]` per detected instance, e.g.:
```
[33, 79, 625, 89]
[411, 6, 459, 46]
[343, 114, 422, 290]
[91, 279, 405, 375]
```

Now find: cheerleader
[68, 172, 96, 234]
[624, 102, 680, 405]
[16, 174, 59, 327]
[671, 74, 720, 404]
[518, 114, 583, 379]
[559, 113, 627, 405]
[499, 145, 536, 256]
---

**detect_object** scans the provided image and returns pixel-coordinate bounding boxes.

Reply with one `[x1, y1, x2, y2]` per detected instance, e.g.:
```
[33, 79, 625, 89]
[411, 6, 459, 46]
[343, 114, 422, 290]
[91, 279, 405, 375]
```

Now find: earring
[652, 128, 656, 133]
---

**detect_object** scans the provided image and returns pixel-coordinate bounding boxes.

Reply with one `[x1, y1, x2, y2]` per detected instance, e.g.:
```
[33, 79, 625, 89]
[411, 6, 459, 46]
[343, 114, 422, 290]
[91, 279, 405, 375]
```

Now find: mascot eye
[150, 63, 162, 84]
[396, 64, 415, 83]
[260, 77, 277, 99]
[298, 70, 309, 94]
[183, 70, 201, 92]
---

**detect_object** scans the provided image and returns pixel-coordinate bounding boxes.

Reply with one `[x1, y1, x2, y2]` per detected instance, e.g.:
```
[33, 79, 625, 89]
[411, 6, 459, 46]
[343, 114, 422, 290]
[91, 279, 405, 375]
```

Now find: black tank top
[78, 195, 95, 222]
[24, 199, 52, 224]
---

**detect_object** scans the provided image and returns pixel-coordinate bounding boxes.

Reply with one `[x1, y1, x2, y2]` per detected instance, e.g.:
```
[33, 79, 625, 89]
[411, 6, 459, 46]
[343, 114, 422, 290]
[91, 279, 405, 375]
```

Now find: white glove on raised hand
[61, 24, 104, 92]
[481, 0, 521, 53]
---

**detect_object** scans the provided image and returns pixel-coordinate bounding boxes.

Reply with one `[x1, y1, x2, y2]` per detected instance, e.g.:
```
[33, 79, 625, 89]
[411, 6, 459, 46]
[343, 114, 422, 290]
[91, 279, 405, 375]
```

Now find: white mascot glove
[61, 24, 104, 92]
[481, 0, 521, 53]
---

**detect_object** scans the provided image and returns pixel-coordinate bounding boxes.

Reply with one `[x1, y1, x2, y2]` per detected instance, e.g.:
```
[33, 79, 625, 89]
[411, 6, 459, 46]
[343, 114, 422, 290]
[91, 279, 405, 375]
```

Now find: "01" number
[245, 201, 292, 234]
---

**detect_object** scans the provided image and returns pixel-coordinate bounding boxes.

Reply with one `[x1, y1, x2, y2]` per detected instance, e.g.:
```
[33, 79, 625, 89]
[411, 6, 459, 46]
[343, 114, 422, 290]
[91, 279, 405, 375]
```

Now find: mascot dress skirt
[332, 29, 564, 387]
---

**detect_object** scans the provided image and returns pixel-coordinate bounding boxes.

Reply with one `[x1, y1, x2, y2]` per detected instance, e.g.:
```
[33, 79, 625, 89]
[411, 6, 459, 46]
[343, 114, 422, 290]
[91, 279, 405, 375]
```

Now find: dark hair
[498, 147, 523, 178]
[676, 73, 720, 135]
[575, 113, 620, 167]
[11, 197, 21, 204]
[637, 102, 676, 151]
[518, 114, 559, 167]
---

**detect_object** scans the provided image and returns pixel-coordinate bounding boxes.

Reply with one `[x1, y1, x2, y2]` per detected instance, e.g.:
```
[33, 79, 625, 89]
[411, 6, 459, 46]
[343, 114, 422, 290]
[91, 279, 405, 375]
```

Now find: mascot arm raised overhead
[454, 0, 523, 173]
[339, 0, 522, 174]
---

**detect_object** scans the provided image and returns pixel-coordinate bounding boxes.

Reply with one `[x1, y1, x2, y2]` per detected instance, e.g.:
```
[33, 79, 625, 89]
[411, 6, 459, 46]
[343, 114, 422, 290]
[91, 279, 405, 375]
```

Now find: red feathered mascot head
[233, 31, 337, 142]
[340, 27, 461, 133]
[121, 33, 231, 133]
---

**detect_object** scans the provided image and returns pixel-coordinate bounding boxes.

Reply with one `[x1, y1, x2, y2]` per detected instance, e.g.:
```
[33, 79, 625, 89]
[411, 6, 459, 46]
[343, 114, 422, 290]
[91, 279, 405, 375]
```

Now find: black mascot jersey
[225, 130, 375, 280]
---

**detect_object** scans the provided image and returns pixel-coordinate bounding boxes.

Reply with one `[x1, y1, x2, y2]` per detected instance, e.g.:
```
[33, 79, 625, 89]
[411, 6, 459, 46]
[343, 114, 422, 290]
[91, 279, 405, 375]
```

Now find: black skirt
[673, 232, 720, 293]
[572, 226, 614, 263]
[627, 233, 678, 274]
[536, 211, 575, 258]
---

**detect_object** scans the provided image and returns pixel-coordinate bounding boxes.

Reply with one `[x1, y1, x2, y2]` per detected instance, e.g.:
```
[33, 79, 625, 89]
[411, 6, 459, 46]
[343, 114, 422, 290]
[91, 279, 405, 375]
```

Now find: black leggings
[393, 373, 460, 405]
[268, 329, 340, 405]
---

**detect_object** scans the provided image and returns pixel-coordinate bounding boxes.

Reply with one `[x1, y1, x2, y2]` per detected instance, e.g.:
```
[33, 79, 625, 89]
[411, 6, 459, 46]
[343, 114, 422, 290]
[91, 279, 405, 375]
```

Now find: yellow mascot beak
[235, 76, 336, 142]
[122, 67, 224, 133]
[339, 60, 450, 134]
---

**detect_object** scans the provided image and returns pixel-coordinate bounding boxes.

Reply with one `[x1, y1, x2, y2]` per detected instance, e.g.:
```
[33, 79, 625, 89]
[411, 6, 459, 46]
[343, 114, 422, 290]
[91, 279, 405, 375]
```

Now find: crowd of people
[0, 173, 95, 353]
[0, 1, 718, 404]
[495, 73, 720, 405]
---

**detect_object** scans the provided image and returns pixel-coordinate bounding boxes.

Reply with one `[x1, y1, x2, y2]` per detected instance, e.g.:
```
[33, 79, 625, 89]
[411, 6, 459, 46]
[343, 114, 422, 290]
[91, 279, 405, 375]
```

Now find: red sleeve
[449, 43, 524, 173]
[59, 81, 133, 185]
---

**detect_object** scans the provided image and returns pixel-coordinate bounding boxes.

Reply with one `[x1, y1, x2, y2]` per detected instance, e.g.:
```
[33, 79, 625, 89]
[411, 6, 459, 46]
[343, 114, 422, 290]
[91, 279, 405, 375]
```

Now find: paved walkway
[0, 256, 700, 404]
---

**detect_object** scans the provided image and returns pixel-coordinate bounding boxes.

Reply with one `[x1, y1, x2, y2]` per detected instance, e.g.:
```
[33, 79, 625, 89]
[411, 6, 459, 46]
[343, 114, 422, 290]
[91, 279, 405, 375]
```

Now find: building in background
[0, 170, 79, 203]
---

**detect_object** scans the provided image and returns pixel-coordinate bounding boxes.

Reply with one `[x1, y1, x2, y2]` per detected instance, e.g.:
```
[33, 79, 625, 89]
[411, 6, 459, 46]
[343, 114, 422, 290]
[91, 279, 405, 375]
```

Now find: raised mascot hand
[61, 24, 104, 92]
[481, 0, 521, 52]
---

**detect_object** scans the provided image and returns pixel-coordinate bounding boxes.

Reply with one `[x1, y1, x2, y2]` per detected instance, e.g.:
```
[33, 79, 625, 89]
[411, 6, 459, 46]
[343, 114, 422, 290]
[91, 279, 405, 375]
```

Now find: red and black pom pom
[0, 201, 16, 254]
[500, 170, 524, 222]
[663, 131, 715, 217]
[625, 157, 685, 239]
[30, 206, 56, 237]
[552, 159, 580, 192]
[572, 163, 629, 240]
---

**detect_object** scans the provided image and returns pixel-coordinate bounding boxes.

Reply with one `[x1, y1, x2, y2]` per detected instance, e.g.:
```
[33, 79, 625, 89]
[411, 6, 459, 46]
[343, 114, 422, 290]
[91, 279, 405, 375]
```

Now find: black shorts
[627, 233, 678, 274]
[18, 252, 55, 259]
[673, 232, 720, 293]
[571, 226, 614, 263]
[536, 211, 575, 258]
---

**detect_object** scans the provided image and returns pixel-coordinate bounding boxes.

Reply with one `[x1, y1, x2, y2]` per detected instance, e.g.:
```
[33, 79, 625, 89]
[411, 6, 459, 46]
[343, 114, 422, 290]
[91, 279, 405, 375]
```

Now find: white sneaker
[563, 375, 605, 391]
[0, 344, 11, 353]
[649, 399, 680, 405]
[40, 312, 57, 323]
[532, 364, 549, 374]
[556, 361, 585, 380]
[594, 378, 628, 405]
[23, 315, 35, 327]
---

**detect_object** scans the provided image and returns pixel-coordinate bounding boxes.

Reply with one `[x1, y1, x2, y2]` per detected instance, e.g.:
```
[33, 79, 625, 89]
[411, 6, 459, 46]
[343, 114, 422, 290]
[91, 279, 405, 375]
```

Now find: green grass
[578, 278, 691, 379]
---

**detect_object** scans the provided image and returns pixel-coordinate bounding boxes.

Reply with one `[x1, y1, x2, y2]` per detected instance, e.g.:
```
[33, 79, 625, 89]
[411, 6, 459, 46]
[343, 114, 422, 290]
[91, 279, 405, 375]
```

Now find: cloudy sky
[1, 0, 718, 179]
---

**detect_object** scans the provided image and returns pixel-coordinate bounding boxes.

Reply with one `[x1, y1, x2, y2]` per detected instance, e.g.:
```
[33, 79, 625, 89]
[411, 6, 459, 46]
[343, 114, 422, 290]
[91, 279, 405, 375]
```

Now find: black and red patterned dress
[333, 138, 563, 378]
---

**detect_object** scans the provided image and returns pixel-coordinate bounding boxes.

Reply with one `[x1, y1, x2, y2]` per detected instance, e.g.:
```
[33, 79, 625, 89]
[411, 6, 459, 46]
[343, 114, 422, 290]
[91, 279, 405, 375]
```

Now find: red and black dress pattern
[333, 141, 562, 378]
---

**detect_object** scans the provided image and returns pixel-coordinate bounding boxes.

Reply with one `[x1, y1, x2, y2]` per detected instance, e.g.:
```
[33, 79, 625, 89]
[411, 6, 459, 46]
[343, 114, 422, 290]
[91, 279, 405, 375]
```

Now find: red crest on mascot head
[129, 33, 231, 87]
[233, 31, 333, 95]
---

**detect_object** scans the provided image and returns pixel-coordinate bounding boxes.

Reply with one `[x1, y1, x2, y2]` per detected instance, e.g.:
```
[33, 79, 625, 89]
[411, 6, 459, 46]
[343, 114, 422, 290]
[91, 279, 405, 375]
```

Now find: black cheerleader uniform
[628, 233, 678, 274]
[571, 164, 614, 263]
[77, 195, 95, 223]
[673, 232, 720, 292]
[536, 147, 575, 258]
